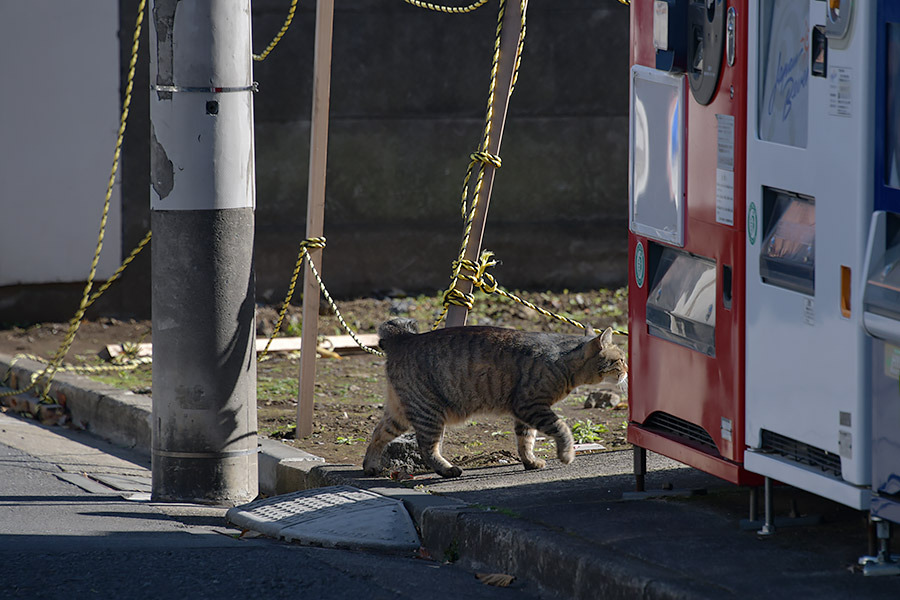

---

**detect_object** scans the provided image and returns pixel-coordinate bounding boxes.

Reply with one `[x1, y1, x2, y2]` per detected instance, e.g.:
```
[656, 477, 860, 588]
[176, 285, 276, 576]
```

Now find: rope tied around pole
[437, 248, 628, 337]
[431, 0, 527, 329]
[470, 151, 502, 169]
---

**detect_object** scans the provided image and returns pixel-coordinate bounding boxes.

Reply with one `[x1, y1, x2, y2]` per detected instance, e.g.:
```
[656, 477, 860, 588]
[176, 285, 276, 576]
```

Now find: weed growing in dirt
[570, 419, 609, 444]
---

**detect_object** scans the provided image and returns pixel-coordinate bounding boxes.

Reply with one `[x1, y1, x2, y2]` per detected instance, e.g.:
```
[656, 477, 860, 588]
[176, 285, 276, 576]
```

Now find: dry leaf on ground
[475, 573, 515, 587]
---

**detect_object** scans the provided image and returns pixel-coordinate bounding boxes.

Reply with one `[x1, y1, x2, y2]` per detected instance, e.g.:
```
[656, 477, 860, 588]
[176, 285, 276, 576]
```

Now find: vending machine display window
[885, 24, 900, 189]
[757, 0, 810, 148]
[759, 188, 815, 296]
[629, 66, 685, 247]
[645, 246, 716, 357]
[864, 214, 900, 322]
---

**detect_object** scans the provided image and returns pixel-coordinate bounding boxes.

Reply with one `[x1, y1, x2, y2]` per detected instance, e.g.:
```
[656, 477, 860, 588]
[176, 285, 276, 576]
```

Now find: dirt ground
[0, 289, 630, 474]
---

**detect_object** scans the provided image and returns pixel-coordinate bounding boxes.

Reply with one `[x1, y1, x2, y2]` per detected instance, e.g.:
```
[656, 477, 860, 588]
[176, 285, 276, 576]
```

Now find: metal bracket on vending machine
[738, 477, 823, 534]
[859, 518, 900, 576]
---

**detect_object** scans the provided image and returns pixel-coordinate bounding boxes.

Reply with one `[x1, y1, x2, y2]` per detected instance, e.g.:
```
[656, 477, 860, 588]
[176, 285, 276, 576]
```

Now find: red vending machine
[627, 0, 759, 487]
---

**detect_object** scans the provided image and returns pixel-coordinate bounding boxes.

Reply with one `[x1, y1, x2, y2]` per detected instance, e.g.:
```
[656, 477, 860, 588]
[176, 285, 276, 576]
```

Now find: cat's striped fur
[363, 318, 627, 478]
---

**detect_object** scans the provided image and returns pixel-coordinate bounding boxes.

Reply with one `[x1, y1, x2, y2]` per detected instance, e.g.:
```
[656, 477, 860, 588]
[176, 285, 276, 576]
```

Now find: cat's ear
[584, 324, 595, 337]
[600, 327, 614, 347]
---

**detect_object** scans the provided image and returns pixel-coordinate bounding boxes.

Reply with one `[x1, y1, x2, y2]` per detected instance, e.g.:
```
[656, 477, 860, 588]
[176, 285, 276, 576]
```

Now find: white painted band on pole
[152, 447, 259, 459]
[150, 90, 256, 211]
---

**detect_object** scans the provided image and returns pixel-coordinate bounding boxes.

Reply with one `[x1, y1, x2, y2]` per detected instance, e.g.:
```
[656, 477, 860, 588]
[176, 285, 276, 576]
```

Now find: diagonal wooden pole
[297, 0, 335, 438]
[445, 0, 527, 328]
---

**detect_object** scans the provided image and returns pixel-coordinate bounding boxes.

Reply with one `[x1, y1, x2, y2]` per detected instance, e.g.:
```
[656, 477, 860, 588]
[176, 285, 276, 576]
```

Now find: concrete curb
[0, 352, 704, 599]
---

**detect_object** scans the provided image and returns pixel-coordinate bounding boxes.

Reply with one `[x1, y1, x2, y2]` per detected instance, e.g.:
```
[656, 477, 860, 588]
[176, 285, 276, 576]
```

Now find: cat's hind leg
[363, 388, 410, 476]
[515, 404, 575, 465]
[362, 414, 409, 475]
[408, 416, 462, 478]
[514, 419, 546, 470]
[414, 427, 461, 478]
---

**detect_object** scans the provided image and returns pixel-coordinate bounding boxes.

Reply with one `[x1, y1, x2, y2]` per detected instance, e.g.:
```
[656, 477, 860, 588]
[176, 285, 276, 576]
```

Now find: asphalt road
[0, 412, 548, 600]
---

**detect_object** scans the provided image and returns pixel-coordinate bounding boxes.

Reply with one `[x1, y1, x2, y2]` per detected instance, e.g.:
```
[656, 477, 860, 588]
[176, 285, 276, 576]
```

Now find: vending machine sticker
[758, 0, 810, 148]
[803, 297, 816, 326]
[828, 66, 853, 118]
[884, 344, 900, 379]
[717, 114, 735, 171]
[634, 241, 646, 289]
[716, 169, 735, 226]
[716, 114, 735, 226]
[748, 202, 758, 245]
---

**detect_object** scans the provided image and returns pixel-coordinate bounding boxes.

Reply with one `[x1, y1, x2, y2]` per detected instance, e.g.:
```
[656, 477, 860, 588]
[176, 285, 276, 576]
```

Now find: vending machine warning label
[716, 169, 735, 226]
[716, 115, 735, 226]
[828, 66, 853, 118]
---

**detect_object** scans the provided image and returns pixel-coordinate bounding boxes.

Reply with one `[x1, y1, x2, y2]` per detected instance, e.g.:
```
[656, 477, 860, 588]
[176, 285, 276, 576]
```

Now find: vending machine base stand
[744, 451, 871, 510]
[737, 476, 824, 534]
[628, 425, 763, 488]
[859, 517, 900, 577]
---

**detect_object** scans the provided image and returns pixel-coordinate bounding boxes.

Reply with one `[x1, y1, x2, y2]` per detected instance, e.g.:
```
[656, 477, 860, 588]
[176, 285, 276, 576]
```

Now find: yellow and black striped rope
[258, 236, 384, 360]
[253, 0, 299, 62]
[259, 236, 328, 360]
[304, 251, 386, 357]
[450, 249, 629, 337]
[402, 0, 491, 14]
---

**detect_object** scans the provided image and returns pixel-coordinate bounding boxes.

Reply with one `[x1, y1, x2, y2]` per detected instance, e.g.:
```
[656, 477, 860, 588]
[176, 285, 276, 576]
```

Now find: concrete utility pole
[149, 1, 258, 505]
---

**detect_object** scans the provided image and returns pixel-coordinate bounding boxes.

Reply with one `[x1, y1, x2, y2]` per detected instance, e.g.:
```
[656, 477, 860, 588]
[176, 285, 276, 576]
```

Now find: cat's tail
[378, 318, 419, 353]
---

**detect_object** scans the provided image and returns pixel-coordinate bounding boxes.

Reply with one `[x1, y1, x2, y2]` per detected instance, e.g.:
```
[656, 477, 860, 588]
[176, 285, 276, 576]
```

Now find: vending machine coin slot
[723, 264, 733, 310]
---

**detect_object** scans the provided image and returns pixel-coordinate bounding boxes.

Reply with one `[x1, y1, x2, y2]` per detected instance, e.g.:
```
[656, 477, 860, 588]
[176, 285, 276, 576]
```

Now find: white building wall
[0, 1, 122, 286]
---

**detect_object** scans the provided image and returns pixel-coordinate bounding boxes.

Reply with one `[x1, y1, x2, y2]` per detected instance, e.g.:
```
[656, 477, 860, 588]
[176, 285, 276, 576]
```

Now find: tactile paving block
[226, 485, 420, 552]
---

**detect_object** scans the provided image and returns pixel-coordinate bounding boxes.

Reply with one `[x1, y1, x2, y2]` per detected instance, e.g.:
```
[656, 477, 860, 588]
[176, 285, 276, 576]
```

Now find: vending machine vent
[760, 430, 842, 477]
[644, 412, 719, 455]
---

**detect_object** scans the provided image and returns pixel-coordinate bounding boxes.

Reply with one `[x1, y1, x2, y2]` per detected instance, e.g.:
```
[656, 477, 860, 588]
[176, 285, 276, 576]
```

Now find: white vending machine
[744, 0, 875, 510]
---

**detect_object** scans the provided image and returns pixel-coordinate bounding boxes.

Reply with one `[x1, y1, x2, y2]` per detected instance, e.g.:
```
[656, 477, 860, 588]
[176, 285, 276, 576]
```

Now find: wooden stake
[445, 0, 528, 328]
[297, 0, 334, 438]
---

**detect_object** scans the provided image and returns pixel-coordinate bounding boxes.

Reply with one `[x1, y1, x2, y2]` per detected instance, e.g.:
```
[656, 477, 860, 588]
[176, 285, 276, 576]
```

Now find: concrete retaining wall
[0, 0, 629, 322]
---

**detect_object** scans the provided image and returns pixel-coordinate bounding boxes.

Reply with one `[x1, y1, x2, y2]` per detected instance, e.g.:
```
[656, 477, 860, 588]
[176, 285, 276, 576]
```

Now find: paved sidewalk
[2, 352, 899, 599]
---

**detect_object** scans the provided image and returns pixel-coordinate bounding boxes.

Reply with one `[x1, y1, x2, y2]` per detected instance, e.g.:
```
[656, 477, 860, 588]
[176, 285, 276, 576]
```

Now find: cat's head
[583, 326, 628, 388]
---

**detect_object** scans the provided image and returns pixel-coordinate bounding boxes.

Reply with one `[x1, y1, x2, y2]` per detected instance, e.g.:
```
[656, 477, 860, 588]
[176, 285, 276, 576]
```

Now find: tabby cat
[363, 318, 628, 478]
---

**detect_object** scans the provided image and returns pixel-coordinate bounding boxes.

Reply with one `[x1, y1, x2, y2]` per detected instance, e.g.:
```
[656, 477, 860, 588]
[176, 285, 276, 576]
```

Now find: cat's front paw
[437, 465, 463, 478]
[523, 458, 546, 470]
[557, 446, 575, 465]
